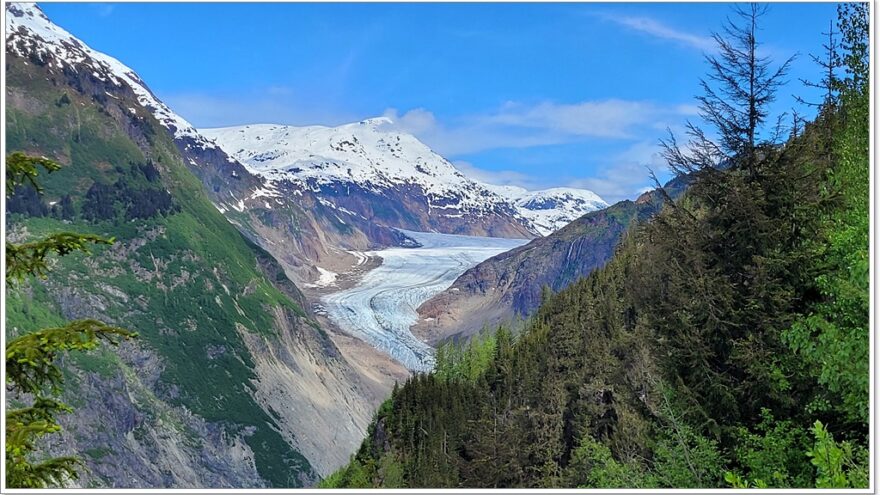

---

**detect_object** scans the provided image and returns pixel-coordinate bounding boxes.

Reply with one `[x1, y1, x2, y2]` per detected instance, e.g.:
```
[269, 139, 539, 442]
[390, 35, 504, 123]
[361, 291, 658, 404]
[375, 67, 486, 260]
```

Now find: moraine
[322, 230, 527, 371]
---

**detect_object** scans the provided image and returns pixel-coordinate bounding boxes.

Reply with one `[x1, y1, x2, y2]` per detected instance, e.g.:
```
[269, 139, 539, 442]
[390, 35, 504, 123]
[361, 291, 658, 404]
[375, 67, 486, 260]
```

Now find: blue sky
[41, 2, 840, 202]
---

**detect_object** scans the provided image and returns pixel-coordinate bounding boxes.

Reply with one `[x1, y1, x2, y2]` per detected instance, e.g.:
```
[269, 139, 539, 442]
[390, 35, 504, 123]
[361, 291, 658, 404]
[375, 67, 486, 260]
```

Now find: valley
[2, 3, 598, 486]
[5, 2, 868, 491]
[319, 230, 527, 371]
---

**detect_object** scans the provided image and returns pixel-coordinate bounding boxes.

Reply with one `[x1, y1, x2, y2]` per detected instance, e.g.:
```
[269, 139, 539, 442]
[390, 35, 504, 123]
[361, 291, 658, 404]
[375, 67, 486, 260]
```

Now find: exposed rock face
[235, 307, 387, 476]
[37, 343, 267, 489]
[5, 3, 406, 487]
[414, 176, 689, 344]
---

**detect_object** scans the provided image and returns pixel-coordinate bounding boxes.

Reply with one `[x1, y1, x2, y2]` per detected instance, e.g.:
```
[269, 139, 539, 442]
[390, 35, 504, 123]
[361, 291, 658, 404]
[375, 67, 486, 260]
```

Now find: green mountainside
[6, 52, 318, 487]
[415, 174, 689, 344]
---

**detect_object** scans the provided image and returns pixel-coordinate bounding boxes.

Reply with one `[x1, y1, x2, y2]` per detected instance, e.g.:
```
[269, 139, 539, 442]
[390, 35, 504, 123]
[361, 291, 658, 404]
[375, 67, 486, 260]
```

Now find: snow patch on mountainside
[5, 3, 214, 150]
[305, 267, 338, 288]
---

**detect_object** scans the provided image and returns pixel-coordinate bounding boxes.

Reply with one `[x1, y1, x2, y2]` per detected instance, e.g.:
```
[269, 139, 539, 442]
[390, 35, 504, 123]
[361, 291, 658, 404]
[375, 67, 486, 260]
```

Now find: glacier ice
[322, 231, 527, 371]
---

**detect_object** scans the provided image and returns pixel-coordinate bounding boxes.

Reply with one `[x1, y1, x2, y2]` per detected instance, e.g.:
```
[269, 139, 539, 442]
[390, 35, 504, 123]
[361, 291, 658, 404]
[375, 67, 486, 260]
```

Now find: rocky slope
[414, 176, 688, 344]
[5, 3, 406, 487]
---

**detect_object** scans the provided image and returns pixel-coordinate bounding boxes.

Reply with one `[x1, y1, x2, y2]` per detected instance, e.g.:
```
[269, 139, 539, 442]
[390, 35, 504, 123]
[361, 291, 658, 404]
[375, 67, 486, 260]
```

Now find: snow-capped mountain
[201, 121, 536, 239]
[500, 187, 609, 236]
[5, 3, 214, 151]
[201, 119, 519, 216]
[5, 2, 531, 299]
[203, 122, 607, 236]
[7, 2, 604, 240]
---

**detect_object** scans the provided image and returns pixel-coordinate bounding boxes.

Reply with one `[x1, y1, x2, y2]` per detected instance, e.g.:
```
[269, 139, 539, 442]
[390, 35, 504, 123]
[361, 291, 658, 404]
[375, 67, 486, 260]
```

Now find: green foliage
[5, 153, 114, 283]
[79, 162, 178, 222]
[6, 233, 112, 282]
[5, 66, 317, 484]
[377, 453, 405, 488]
[566, 435, 654, 488]
[434, 327, 503, 382]
[5, 151, 61, 195]
[651, 425, 724, 488]
[5, 280, 67, 332]
[318, 455, 388, 489]
[5, 397, 80, 488]
[725, 409, 812, 488]
[6, 320, 135, 394]
[649, 386, 726, 488]
[806, 421, 868, 488]
[783, 1, 870, 426]
[5, 154, 136, 489]
[726, 418, 869, 489]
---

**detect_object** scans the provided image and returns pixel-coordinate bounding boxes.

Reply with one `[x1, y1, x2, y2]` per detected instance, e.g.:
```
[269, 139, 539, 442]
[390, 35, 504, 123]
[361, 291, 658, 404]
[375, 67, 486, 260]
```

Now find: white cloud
[565, 140, 671, 203]
[92, 4, 115, 17]
[604, 15, 715, 52]
[450, 139, 672, 205]
[381, 99, 689, 156]
[675, 103, 701, 116]
[377, 101, 691, 203]
[454, 140, 672, 204]
[451, 161, 542, 191]
[382, 107, 437, 135]
[482, 99, 657, 138]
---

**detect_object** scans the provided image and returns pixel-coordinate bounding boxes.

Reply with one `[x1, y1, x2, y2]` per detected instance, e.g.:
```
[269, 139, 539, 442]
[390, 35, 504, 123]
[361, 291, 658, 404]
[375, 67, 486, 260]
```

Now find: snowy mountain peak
[203, 120, 608, 236]
[517, 187, 606, 209]
[5, 2, 213, 149]
[7, 3, 63, 44]
[511, 188, 609, 235]
[201, 121, 505, 213]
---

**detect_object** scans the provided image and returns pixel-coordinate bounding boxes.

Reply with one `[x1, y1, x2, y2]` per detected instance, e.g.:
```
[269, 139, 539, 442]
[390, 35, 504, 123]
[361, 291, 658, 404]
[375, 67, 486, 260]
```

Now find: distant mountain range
[202, 121, 608, 241]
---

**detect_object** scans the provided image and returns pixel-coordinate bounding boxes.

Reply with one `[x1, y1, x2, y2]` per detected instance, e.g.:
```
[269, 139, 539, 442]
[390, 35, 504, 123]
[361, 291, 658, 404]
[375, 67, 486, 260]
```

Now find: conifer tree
[662, 3, 794, 179]
[5, 153, 136, 488]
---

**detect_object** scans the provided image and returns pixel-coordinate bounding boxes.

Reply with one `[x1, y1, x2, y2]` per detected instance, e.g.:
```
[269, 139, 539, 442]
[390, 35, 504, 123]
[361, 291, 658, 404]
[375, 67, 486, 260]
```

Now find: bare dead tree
[796, 20, 842, 109]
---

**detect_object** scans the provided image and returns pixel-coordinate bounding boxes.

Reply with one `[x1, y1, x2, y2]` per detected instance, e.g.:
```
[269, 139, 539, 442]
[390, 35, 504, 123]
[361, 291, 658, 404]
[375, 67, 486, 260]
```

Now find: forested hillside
[414, 174, 689, 344]
[323, 4, 870, 489]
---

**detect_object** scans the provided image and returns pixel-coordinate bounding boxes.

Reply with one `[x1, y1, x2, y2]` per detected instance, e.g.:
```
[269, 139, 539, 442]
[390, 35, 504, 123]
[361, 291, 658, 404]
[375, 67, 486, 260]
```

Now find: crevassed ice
[322, 230, 527, 371]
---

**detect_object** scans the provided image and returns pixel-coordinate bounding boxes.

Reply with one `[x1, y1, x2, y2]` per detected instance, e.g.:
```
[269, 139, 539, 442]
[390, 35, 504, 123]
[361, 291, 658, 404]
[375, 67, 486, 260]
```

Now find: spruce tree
[5, 153, 136, 488]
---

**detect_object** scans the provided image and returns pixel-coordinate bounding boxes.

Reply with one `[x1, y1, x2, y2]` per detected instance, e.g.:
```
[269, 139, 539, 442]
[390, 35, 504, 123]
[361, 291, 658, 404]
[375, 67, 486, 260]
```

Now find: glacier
[322, 231, 528, 371]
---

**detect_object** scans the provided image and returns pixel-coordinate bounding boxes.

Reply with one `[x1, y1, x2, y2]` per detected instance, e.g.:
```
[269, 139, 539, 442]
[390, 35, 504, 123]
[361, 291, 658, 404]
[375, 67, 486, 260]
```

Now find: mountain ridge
[201, 121, 608, 238]
[413, 175, 688, 344]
